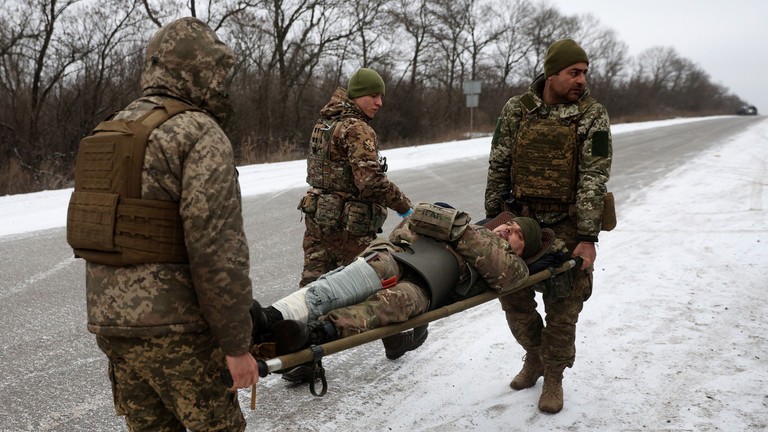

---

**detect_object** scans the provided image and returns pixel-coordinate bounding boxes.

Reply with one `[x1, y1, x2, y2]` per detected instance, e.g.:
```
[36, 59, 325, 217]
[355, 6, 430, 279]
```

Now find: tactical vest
[511, 94, 596, 211]
[306, 119, 357, 193]
[66, 99, 199, 266]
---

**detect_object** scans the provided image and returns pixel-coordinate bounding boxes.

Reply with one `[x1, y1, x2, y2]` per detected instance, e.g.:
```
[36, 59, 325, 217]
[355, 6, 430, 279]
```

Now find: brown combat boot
[538, 364, 566, 413]
[509, 350, 544, 390]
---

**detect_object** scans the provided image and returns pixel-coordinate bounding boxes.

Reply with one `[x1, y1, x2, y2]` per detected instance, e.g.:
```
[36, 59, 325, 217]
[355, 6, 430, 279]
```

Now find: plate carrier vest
[66, 99, 199, 266]
[511, 93, 596, 212]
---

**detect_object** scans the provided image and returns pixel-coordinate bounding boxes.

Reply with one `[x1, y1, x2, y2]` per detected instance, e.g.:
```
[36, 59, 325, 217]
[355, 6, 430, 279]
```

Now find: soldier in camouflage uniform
[484, 39, 613, 414]
[68, 18, 259, 431]
[298, 68, 413, 287]
[252, 206, 566, 362]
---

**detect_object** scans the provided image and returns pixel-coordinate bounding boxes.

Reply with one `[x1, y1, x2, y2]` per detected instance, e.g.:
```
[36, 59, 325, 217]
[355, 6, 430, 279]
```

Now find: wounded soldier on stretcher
[250, 203, 570, 366]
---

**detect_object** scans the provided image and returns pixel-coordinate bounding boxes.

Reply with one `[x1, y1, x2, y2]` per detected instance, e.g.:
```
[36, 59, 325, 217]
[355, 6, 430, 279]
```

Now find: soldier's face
[493, 221, 525, 256]
[354, 93, 383, 119]
[546, 63, 588, 103]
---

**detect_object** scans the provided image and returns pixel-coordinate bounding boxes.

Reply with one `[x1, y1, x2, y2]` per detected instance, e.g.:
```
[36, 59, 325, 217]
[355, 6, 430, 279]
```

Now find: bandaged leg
[272, 287, 311, 323]
[305, 257, 383, 321]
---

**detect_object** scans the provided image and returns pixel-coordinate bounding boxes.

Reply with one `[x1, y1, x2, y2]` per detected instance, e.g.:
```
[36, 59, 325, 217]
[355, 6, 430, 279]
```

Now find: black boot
[249, 300, 283, 344]
[382, 324, 428, 360]
[280, 361, 323, 384]
[272, 319, 338, 355]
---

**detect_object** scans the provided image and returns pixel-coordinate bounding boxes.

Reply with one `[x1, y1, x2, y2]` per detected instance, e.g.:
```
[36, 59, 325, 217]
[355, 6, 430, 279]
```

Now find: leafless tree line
[0, 0, 747, 195]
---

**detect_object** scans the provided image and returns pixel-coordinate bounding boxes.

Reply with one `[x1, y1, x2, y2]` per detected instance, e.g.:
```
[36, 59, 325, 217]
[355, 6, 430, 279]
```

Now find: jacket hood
[141, 17, 234, 124]
[320, 87, 371, 122]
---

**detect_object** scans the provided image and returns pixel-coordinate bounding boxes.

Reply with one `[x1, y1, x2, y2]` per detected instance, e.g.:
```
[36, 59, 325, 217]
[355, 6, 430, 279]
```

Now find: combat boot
[272, 319, 338, 355]
[249, 300, 283, 344]
[382, 325, 428, 360]
[538, 364, 566, 414]
[509, 350, 544, 390]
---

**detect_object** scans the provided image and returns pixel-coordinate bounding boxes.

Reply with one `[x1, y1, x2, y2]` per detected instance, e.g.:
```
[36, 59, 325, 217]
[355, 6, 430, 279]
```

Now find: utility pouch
[67, 191, 120, 251]
[409, 202, 471, 242]
[297, 192, 318, 215]
[540, 270, 573, 303]
[342, 201, 385, 236]
[314, 193, 344, 230]
[601, 192, 617, 231]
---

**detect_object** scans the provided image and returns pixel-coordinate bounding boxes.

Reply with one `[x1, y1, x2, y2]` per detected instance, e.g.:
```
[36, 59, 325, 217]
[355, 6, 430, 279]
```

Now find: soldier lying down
[250, 203, 568, 362]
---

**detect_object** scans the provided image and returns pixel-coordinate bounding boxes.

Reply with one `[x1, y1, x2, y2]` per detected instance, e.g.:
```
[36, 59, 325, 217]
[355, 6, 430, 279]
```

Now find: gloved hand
[398, 208, 413, 219]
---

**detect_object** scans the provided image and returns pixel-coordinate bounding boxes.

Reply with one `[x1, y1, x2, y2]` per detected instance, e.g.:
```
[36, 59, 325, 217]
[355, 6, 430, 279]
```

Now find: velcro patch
[592, 130, 610, 157]
[491, 117, 501, 146]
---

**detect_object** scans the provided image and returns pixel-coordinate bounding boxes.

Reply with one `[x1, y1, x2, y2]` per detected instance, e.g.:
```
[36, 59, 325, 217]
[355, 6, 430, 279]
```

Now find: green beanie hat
[347, 68, 385, 99]
[513, 217, 542, 259]
[544, 39, 589, 77]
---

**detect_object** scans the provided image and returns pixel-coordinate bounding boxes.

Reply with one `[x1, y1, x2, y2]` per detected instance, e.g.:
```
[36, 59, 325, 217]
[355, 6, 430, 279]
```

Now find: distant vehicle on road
[736, 105, 758, 115]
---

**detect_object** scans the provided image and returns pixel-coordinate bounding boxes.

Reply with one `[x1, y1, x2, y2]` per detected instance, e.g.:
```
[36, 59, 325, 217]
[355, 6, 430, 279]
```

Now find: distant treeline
[0, 0, 748, 195]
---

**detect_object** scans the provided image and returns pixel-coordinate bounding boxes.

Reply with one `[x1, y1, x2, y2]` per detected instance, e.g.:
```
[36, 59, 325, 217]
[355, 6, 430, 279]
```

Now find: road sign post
[463, 80, 482, 132]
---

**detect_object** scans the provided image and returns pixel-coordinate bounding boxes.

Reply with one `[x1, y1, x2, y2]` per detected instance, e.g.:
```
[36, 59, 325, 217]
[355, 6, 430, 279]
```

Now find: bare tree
[490, 0, 534, 88]
[520, 1, 575, 79]
[389, 0, 433, 87]
[347, 0, 391, 68]
[141, 0, 255, 30]
[462, 0, 505, 83]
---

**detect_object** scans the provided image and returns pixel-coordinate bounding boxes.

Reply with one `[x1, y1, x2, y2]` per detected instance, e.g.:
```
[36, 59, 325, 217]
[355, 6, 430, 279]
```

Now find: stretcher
[253, 255, 583, 397]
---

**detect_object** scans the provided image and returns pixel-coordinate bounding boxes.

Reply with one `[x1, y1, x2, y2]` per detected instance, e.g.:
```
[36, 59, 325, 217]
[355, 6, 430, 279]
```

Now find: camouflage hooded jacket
[485, 74, 612, 242]
[306, 87, 411, 214]
[84, 18, 253, 356]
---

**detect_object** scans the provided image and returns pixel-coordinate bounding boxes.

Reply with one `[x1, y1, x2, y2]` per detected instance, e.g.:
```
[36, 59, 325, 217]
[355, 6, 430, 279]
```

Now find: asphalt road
[0, 115, 761, 431]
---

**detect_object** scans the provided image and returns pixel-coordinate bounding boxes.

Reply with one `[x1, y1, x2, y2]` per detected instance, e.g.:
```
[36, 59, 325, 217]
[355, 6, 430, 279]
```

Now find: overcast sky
[552, 0, 767, 113]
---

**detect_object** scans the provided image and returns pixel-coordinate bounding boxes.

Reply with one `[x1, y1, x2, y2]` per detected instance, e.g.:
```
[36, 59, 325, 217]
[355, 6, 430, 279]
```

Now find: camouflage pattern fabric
[84, 17, 252, 429]
[300, 216, 376, 286]
[322, 220, 529, 336]
[326, 281, 429, 338]
[485, 74, 612, 241]
[498, 219, 592, 369]
[86, 16, 252, 356]
[486, 73, 608, 371]
[300, 87, 411, 286]
[96, 333, 245, 432]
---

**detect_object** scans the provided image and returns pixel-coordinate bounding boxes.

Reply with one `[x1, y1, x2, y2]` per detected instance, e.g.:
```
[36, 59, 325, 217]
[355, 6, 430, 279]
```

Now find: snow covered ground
[1, 116, 766, 430]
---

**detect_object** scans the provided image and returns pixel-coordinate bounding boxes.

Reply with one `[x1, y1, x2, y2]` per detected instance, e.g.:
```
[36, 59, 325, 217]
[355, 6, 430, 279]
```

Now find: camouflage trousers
[324, 281, 430, 338]
[96, 332, 245, 432]
[322, 243, 430, 338]
[300, 215, 376, 287]
[498, 218, 593, 368]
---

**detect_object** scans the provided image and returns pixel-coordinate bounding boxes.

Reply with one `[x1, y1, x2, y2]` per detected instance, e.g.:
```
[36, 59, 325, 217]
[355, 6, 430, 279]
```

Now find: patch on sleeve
[491, 117, 501, 146]
[591, 130, 610, 157]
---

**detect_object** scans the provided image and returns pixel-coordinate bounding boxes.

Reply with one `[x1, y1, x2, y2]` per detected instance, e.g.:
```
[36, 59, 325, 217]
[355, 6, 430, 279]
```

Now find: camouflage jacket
[307, 87, 411, 214]
[85, 18, 253, 357]
[388, 221, 529, 293]
[485, 74, 612, 242]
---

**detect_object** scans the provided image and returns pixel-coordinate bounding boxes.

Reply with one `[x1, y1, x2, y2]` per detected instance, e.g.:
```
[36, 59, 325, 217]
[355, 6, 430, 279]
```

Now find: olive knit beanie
[514, 217, 543, 259]
[544, 39, 589, 77]
[347, 68, 385, 99]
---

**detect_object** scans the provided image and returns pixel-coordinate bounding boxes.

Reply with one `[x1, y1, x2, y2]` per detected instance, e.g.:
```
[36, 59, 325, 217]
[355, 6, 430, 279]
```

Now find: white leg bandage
[304, 257, 382, 320]
[272, 287, 310, 323]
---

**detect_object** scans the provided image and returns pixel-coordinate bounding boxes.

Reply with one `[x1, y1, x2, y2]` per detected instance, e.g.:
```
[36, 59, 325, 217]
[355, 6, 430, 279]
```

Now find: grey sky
[553, 0, 767, 113]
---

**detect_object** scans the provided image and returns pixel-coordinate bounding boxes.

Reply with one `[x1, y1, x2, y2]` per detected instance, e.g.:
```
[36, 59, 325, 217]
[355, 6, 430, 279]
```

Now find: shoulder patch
[491, 117, 501, 146]
[592, 130, 610, 157]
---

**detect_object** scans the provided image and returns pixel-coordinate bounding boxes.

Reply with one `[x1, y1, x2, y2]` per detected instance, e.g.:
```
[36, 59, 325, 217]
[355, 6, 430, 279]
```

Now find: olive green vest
[66, 99, 198, 266]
